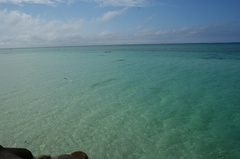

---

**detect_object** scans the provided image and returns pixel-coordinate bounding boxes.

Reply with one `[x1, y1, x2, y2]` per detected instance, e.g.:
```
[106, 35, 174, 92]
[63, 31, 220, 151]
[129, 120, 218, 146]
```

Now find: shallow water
[1, 44, 240, 158]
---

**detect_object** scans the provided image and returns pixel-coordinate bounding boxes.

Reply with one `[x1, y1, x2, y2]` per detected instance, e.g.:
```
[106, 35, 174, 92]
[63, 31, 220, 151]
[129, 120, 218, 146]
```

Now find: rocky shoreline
[0, 145, 88, 159]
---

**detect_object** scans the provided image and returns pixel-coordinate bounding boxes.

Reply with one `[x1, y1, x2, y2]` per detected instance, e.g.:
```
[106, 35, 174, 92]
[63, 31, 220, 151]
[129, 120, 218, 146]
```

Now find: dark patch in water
[104, 50, 112, 53]
[91, 78, 117, 88]
[213, 151, 229, 159]
[116, 59, 126, 61]
[149, 88, 162, 91]
[201, 55, 240, 60]
[201, 56, 225, 60]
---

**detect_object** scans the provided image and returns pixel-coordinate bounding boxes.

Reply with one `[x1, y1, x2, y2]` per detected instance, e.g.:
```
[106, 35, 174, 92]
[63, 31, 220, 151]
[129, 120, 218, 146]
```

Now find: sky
[0, 0, 240, 48]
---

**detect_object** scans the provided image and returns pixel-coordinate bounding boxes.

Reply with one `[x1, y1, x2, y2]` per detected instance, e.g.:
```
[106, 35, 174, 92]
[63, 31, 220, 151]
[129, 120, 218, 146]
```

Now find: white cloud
[0, 0, 147, 7]
[0, 0, 63, 6]
[145, 23, 240, 43]
[95, 8, 127, 22]
[67, 0, 76, 5]
[85, 0, 147, 7]
[0, 9, 85, 48]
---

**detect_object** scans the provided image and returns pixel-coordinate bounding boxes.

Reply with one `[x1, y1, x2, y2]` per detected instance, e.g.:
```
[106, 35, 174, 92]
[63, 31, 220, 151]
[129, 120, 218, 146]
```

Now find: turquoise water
[0, 44, 240, 158]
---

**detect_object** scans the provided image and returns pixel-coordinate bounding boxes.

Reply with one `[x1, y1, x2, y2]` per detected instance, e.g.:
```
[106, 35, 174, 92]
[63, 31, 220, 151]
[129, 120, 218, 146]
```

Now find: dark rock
[71, 151, 89, 159]
[54, 154, 74, 159]
[0, 145, 34, 159]
[37, 155, 52, 159]
[0, 145, 88, 159]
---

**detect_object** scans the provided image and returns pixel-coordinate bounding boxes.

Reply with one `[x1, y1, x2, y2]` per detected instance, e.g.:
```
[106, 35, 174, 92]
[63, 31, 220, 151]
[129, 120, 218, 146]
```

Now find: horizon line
[1, 42, 240, 50]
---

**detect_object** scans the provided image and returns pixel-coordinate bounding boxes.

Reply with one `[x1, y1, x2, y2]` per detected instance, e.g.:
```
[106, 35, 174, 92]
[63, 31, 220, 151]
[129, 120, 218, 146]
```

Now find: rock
[71, 151, 89, 159]
[37, 151, 89, 159]
[0, 145, 88, 159]
[0, 145, 34, 159]
[37, 155, 52, 159]
[53, 154, 74, 159]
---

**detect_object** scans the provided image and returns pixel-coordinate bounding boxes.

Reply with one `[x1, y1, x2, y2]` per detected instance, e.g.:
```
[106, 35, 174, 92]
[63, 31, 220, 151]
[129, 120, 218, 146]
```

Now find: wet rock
[37, 155, 52, 159]
[38, 151, 88, 159]
[71, 151, 89, 159]
[0, 145, 34, 159]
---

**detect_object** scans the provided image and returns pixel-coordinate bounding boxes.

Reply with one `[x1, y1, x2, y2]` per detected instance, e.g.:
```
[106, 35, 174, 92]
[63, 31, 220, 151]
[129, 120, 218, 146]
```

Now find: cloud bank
[0, 9, 85, 47]
[1, 8, 239, 48]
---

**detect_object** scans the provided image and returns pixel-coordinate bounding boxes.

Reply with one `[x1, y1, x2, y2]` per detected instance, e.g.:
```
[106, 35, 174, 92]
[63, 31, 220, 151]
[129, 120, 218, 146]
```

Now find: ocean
[0, 43, 240, 159]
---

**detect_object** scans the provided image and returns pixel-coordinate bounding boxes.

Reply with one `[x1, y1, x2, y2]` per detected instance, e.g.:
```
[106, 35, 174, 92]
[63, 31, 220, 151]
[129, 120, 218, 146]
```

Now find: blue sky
[0, 0, 240, 48]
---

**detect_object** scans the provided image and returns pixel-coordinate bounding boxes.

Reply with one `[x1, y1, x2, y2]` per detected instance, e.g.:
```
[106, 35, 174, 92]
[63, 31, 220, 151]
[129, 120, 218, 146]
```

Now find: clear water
[0, 44, 240, 159]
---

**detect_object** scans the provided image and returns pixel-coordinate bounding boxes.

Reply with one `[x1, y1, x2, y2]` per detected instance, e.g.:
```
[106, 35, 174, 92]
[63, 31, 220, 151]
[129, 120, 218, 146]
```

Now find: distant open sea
[0, 43, 240, 159]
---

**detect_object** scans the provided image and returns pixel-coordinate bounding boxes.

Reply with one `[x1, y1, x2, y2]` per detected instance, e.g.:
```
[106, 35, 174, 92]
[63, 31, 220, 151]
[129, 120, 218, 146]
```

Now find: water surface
[1, 44, 240, 158]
